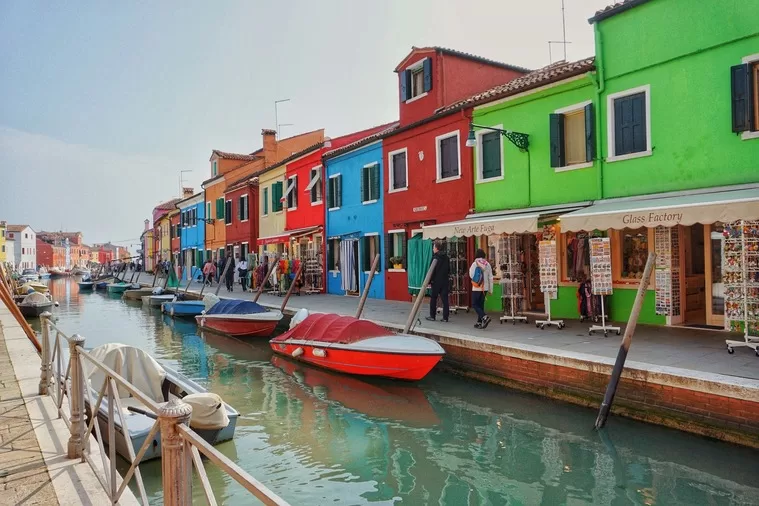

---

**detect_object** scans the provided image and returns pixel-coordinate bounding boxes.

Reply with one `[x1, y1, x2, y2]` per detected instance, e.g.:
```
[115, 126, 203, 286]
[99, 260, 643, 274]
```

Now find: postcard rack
[588, 237, 620, 337]
[723, 220, 759, 356]
[535, 240, 564, 329]
[498, 235, 528, 324]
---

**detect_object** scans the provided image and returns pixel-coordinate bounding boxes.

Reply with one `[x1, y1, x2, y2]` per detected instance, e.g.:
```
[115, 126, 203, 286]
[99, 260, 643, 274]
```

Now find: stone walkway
[0, 324, 58, 506]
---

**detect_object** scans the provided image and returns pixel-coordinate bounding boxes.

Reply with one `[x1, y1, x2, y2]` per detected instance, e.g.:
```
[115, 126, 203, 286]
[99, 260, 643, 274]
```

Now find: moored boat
[162, 299, 207, 317]
[16, 282, 49, 295]
[195, 299, 283, 337]
[141, 294, 179, 307]
[49, 267, 68, 278]
[18, 292, 54, 317]
[38, 267, 51, 279]
[106, 282, 137, 294]
[19, 268, 40, 283]
[122, 287, 157, 300]
[84, 343, 239, 462]
[77, 281, 95, 290]
[270, 310, 445, 381]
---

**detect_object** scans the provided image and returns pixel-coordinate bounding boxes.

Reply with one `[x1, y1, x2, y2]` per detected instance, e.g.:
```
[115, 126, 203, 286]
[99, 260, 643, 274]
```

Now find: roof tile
[588, 0, 650, 23]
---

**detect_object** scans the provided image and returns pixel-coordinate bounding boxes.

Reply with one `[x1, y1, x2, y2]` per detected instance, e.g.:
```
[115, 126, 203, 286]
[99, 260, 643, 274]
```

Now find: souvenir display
[588, 237, 620, 336]
[536, 240, 564, 329]
[723, 220, 759, 355]
[446, 237, 469, 314]
[498, 235, 528, 324]
[654, 226, 681, 317]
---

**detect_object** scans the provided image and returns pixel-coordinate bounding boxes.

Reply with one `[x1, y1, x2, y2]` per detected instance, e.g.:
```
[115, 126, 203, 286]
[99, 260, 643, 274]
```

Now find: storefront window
[564, 232, 608, 282]
[711, 225, 724, 316]
[621, 227, 648, 280]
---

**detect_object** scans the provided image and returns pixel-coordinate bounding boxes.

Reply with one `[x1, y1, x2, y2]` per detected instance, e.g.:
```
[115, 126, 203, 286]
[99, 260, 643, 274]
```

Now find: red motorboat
[196, 299, 283, 337]
[269, 310, 445, 381]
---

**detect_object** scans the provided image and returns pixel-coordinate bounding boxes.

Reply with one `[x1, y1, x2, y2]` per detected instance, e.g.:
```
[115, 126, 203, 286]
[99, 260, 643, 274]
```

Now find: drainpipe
[592, 24, 606, 201]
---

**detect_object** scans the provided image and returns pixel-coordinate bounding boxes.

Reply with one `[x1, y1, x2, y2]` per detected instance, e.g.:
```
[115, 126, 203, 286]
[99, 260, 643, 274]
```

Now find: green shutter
[482, 132, 501, 179]
[361, 166, 367, 203]
[216, 198, 224, 219]
[371, 164, 380, 200]
[549, 113, 565, 168]
[336, 175, 342, 208]
[263, 188, 268, 214]
[585, 103, 595, 163]
[327, 178, 334, 209]
[400, 232, 407, 269]
[385, 233, 392, 269]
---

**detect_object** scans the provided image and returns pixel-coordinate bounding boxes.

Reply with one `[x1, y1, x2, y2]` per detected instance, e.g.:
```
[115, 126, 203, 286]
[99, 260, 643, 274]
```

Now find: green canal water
[38, 279, 759, 505]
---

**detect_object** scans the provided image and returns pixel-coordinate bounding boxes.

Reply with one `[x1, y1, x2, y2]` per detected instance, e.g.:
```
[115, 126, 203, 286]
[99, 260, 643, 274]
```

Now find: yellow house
[257, 164, 287, 256]
[157, 213, 171, 263]
[0, 221, 6, 264]
[143, 228, 155, 272]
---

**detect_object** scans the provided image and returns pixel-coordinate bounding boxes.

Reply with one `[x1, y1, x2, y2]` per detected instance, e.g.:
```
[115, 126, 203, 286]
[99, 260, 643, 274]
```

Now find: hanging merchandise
[340, 239, 357, 293]
[445, 237, 469, 314]
[723, 220, 759, 356]
[498, 235, 528, 324]
[407, 234, 432, 296]
[588, 237, 620, 336]
[535, 240, 564, 329]
[302, 243, 323, 294]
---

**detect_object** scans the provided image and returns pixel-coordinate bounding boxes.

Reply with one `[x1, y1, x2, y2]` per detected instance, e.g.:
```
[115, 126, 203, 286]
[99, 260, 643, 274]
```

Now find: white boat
[71, 266, 90, 276]
[85, 344, 239, 462]
[18, 292, 53, 317]
[19, 268, 40, 283]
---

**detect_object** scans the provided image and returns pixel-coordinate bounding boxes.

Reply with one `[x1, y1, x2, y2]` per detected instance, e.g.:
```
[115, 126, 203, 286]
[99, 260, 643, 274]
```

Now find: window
[241, 242, 249, 260]
[400, 58, 432, 102]
[216, 197, 225, 219]
[385, 231, 407, 270]
[24, 233, 28, 239]
[549, 102, 595, 171]
[263, 187, 269, 215]
[224, 200, 232, 225]
[620, 227, 648, 280]
[307, 167, 322, 204]
[191, 208, 196, 226]
[327, 238, 340, 271]
[361, 235, 381, 272]
[212, 160, 218, 176]
[207, 202, 211, 221]
[327, 174, 342, 210]
[239, 195, 249, 221]
[477, 130, 503, 181]
[731, 58, 759, 137]
[181, 211, 187, 227]
[388, 149, 407, 191]
[285, 175, 298, 210]
[436, 131, 460, 181]
[272, 181, 284, 212]
[607, 86, 651, 161]
[361, 163, 380, 203]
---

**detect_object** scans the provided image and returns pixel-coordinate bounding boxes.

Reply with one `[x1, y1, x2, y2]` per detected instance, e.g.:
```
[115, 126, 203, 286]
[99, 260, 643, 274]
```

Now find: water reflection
[44, 279, 759, 505]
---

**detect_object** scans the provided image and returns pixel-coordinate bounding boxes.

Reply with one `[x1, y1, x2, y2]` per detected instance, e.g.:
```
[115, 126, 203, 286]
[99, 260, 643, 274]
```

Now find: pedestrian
[426, 241, 450, 322]
[216, 254, 224, 283]
[202, 259, 215, 286]
[225, 255, 236, 292]
[470, 248, 494, 329]
[238, 255, 249, 292]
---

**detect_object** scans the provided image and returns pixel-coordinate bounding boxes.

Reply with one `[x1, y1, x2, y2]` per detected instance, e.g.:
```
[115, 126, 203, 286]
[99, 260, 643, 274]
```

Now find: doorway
[340, 239, 359, 296]
[681, 223, 724, 328]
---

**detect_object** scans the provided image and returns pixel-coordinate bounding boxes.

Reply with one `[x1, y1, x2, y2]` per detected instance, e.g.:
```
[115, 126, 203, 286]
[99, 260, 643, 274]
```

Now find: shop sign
[453, 223, 496, 235]
[622, 211, 684, 226]
[413, 206, 427, 212]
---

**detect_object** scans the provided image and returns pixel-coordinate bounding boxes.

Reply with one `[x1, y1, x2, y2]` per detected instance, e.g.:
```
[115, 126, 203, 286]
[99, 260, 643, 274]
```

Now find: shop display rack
[535, 240, 564, 329]
[723, 220, 759, 356]
[498, 235, 528, 324]
[588, 237, 620, 337]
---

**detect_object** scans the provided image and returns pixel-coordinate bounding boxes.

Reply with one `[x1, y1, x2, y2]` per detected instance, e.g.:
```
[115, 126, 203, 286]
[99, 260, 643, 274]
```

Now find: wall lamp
[465, 124, 529, 152]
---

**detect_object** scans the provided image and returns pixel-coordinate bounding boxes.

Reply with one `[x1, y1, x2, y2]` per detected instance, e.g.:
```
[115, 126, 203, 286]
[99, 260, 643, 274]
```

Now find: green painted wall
[596, 0, 759, 198]
[550, 285, 666, 326]
[472, 77, 600, 212]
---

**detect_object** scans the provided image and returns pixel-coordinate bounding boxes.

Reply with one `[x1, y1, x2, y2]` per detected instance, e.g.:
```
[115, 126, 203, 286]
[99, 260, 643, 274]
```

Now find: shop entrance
[680, 223, 724, 328]
[522, 234, 544, 312]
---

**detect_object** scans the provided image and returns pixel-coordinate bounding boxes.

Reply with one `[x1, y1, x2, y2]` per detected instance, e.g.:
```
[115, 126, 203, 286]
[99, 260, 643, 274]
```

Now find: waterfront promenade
[129, 271, 759, 447]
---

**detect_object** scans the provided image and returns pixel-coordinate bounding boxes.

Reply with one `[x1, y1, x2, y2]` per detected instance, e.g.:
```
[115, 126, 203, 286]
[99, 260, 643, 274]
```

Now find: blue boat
[95, 281, 109, 290]
[162, 299, 207, 317]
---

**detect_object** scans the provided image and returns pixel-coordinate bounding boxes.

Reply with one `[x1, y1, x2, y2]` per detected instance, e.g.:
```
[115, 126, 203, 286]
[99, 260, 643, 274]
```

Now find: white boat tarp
[88, 343, 166, 403]
[183, 393, 229, 430]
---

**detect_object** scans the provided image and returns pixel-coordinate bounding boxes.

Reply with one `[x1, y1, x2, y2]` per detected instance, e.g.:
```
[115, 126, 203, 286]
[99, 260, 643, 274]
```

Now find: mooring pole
[254, 254, 280, 303]
[280, 263, 303, 312]
[215, 257, 233, 296]
[355, 254, 380, 319]
[594, 252, 656, 430]
[163, 262, 173, 291]
[403, 259, 437, 334]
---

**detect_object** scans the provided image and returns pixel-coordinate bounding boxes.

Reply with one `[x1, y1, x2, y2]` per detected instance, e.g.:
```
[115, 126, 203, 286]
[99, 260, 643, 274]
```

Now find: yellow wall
[204, 177, 227, 254]
[157, 215, 171, 261]
[145, 230, 155, 271]
[257, 166, 286, 253]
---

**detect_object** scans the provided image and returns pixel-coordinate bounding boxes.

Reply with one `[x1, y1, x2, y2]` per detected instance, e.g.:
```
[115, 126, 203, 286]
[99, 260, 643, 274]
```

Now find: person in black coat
[426, 241, 451, 322]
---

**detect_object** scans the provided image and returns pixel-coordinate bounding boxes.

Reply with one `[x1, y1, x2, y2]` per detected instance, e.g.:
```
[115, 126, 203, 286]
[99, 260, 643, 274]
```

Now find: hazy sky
[0, 0, 609, 250]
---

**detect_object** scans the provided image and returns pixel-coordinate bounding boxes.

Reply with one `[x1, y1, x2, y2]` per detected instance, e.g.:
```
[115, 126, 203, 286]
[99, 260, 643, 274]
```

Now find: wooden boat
[71, 266, 90, 276]
[18, 292, 53, 317]
[106, 282, 137, 294]
[77, 281, 95, 290]
[38, 267, 51, 279]
[270, 310, 445, 381]
[16, 282, 49, 295]
[122, 287, 156, 300]
[195, 299, 283, 337]
[84, 344, 239, 462]
[94, 280, 110, 290]
[19, 269, 40, 283]
[141, 294, 179, 307]
[49, 267, 68, 278]
[162, 299, 207, 317]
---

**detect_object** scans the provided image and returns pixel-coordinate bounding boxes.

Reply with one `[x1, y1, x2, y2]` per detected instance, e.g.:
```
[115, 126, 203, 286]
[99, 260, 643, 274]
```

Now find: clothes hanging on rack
[340, 240, 357, 292]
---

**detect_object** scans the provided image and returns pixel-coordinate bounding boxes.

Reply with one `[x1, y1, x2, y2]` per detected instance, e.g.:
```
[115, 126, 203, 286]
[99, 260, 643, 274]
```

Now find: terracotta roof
[395, 46, 530, 73]
[256, 142, 324, 178]
[436, 57, 595, 115]
[210, 150, 261, 162]
[323, 122, 400, 160]
[154, 198, 182, 211]
[201, 174, 223, 187]
[6, 225, 31, 233]
[588, 0, 650, 23]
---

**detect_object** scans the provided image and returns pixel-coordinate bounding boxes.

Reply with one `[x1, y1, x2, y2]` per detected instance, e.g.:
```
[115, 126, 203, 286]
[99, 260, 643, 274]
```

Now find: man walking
[216, 254, 224, 284]
[238, 255, 249, 292]
[426, 241, 450, 322]
[225, 254, 237, 292]
[470, 249, 494, 329]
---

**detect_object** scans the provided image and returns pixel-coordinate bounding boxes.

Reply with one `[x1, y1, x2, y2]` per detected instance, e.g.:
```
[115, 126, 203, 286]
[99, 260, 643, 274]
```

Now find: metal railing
[39, 312, 290, 506]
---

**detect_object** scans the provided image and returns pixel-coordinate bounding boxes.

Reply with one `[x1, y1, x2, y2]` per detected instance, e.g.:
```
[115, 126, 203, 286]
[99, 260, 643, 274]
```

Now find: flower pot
[393, 264, 403, 270]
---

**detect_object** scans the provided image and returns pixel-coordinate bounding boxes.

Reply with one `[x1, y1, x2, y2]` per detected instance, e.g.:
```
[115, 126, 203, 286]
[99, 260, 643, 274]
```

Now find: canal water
[39, 278, 759, 505]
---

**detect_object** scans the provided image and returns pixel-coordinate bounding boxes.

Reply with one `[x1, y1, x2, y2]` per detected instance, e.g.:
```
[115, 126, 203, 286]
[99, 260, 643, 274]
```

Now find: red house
[98, 246, 114, 265]
[223, 178, 258, 262]
[36, 239, 53, 268]
[382, 47, 528, 301]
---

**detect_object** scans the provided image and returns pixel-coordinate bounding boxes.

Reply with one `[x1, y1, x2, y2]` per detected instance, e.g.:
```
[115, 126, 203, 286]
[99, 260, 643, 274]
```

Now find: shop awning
[422, 213, 540, 239]
[304, 171, 321, 192]
[559, 187, 759, 232]
[258, 226, 321, 245]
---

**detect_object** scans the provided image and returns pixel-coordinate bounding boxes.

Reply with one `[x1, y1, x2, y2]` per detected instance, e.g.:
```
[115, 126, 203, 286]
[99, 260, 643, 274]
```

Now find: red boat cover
[272, 313, 390, 345]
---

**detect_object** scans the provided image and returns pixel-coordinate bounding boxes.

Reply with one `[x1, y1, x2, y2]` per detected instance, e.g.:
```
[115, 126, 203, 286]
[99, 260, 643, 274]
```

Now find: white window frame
[552, 101, 594, 172]
[212, 160, 218, 176]
[475, 124, 505, 183]
[307, 166, 323, 205]
[225, 199, 232, 226]
[435, 130, 461, 183]
[362, 162, 379, 205]
[328, 237, 340, 273]
[240, 194, 249, 223]
[606, 84, 652, 163]
[388, 148, 408, 193]
[741, 53, 759, 141]
[362, 232, 380, 273]
[328, 174, 341, 211]
[387, 229, 406, 273]
[284, 175, 298, 211]
[405, 59, 428, 103]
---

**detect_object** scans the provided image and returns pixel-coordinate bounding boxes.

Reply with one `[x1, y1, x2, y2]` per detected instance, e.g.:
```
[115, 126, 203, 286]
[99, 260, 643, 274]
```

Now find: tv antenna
[547, 0, 572, 63]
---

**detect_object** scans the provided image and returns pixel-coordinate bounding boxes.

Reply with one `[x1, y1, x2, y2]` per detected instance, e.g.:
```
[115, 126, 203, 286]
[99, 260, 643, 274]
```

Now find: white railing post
[159, 398, 193, 506]
[39, 311, 52, 395]
[67, 333, 86, 459]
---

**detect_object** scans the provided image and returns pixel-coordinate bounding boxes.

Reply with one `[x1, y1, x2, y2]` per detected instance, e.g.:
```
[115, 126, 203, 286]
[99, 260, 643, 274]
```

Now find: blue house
[323, 125, 396, 299]
[176, 192, 205, 281]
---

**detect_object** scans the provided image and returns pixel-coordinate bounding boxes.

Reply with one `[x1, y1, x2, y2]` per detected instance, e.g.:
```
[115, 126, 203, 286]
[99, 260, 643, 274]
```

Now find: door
[339, 239, 359, 295]
[705, 224, 725, 327]
[683, 224, 706, 324]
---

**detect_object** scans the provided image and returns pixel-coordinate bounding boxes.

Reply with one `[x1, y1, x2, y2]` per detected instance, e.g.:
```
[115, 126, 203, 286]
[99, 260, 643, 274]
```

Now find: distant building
[0, 221, 6, 265]
[6, 225, 36, 270]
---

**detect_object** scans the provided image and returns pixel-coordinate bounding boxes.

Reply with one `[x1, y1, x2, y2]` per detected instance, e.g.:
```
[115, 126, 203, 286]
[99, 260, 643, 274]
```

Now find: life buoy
[292, 347, 304, 358]
[312, 348, 326, 358]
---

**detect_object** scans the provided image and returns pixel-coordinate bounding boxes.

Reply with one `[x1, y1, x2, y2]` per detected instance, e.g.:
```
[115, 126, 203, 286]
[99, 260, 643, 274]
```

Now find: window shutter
[327, 179, 334, 209]
[631, 94, 646, 153]
[360, 166, 367, 202]
[549, 113, 565, 168]
[385, 233, 393, 268]
[336, 175, 342, 208]
[238, 196, 243, 220]
[584, 103, 595, 162]
[731, 63, 754, 133]
[423, 58, 432, 93]
[371, 164, 380, 200]
[482, 132, 501, 179]
[400, 70, 409, 101]
[614, 98, 625, 155]
[293, 178, 298, 208]
[263, 188, 268, 214]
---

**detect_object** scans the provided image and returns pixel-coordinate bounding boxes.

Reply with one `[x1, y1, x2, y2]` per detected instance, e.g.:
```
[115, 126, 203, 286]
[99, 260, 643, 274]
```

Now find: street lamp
[465, 124, 530, 151]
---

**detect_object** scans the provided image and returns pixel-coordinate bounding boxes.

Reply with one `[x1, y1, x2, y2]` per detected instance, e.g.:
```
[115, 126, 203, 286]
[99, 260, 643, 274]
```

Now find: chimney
[182, 187, 194, 198]
[262, 128, 277, 163]
[144, 219, 150, 232]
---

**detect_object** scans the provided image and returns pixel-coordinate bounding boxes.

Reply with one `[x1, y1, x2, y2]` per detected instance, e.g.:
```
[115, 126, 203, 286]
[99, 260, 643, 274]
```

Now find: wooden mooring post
[355, 254, 380, 319]
[254, 255, 280, 303]
[403, 259, 437, 334]
[594, 252, 656, 430]
[280, 263, 304, 312]
[215, 257, 234, 296]
[158, 399, 193, 505]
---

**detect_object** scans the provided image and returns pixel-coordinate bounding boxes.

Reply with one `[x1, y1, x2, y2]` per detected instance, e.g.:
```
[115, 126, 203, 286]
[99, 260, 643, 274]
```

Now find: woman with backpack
[469, 249, 494, 329]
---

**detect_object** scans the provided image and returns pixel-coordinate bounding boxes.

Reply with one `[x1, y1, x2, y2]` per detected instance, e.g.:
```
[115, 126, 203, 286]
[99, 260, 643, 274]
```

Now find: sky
[0, 0, 610, 250]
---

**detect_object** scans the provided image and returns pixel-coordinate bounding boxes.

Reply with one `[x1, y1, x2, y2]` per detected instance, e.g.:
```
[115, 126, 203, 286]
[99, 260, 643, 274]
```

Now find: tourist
[469, 249, 493, 329]
[426, 241, 450, 322]
[238, 256, 249, 292]
[216, 254, 224, 283]
[225, 255, 235, 292]
[202, 259, 215, 286]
